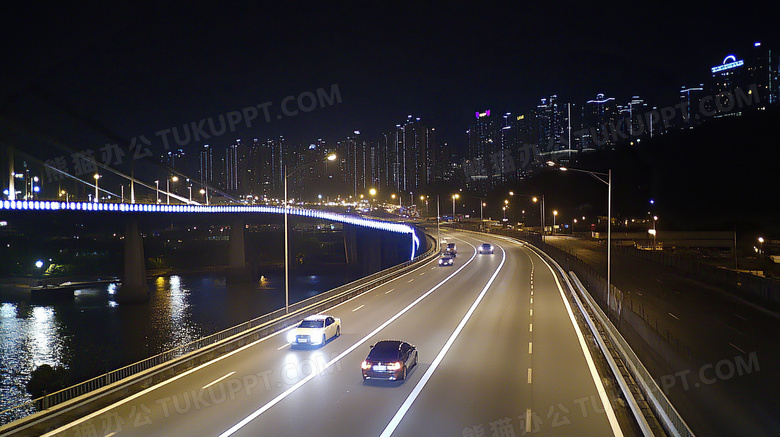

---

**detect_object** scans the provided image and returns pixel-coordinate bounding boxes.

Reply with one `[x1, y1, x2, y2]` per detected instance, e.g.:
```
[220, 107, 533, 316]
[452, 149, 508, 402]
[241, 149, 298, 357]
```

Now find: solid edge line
[378, 246, 507, 437]
[535, 249, 624, 437]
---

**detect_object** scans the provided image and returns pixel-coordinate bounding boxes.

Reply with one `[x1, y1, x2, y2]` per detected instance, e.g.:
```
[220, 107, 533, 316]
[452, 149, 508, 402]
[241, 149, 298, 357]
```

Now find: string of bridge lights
[0, 199, 421, 260]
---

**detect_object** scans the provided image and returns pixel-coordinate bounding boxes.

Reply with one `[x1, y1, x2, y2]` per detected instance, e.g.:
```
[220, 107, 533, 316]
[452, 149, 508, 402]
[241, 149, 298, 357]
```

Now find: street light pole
[155, 180, 159, 203]
[284, 164, 289, 314]
[284, 153, 337, 315]
[548, 162, 612, 312]
[437, 195, 440, 247]
[93, 174, 100, 203]
[452, 194, 459, 218]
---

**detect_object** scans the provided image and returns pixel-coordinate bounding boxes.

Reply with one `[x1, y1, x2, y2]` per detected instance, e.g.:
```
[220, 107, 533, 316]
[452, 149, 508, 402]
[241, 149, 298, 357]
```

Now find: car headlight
[287, 331, 297, 343]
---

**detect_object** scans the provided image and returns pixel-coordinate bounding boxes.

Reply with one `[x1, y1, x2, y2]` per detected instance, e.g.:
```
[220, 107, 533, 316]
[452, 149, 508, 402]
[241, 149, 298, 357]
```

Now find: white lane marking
[352, 305, 365, 312]
[536, 249, 624, 436]
[420, 272, 425, 276]
[529, 323, 533, 332]
[735, 314, 747, 321]
[530, 309, 533, 316]
[527, 368, 532, 383]
[385, 288, 395, 294]
[432, 267, 436, 270]
[379, 247, 506, 437]
[525, 409, 532, 433]
[202, 371, 236, 390]
[528, 342, 533, 354]
[219, 241, 481, 437]
[530, 297, 533, 304]
[668, 312, 680, 320]
[408, 279, 415, 283]
[729, 342, 746, 354]
[42, 235, 452, 437]
[277, 343, 290, 350]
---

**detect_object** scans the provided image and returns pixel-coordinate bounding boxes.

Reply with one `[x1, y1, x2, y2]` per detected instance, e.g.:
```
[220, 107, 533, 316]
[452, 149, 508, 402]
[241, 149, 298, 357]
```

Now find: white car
[287, 315, 341, 347]
[478, 243, 494, 254]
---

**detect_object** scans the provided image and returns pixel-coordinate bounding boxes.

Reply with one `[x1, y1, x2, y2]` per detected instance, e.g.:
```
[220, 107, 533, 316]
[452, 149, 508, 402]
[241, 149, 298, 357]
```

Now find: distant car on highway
[361, 340, 418, 381]
[478, 243, 494, 254]
[438, 255, 454, 266]
[445, 242, 457, 257]
[287, 315, 341, 347]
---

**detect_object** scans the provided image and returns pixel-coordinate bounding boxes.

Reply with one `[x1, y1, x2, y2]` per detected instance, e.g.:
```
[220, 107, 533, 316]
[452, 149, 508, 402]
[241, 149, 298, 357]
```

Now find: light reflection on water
[0, 270, 355, 415]
[0, 302, 66, 417]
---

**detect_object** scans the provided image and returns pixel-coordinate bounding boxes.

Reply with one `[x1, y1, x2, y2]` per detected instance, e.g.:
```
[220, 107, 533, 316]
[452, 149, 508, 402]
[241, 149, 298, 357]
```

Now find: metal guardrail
[568, 272, 695, 437]
[0, 232, 438, 428]
[452, 226, 694, 436]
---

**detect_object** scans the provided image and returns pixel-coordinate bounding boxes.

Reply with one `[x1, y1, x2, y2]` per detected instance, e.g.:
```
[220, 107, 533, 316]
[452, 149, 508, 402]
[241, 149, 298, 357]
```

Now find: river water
[0, 270, 357, 418]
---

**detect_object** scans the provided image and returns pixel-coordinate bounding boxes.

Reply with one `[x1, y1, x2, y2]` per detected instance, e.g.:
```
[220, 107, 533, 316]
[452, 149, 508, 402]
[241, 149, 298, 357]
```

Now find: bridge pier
[227, 217, 256, 284]
[360, 231, 383, 274]
[118, 216, 148, 303]
[343, 224, 359, 264]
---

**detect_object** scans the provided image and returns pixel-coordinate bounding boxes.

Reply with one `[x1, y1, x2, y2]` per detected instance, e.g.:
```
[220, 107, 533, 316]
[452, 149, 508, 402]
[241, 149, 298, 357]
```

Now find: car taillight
[387, 362, 402, 371]
[361, 361, 371, 369]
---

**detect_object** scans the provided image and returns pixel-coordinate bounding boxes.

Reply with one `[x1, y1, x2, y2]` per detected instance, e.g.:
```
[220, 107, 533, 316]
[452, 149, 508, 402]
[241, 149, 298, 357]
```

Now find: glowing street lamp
[553, 210, 558, 234]
[200, 188, 208, 205]
[167, 175, 179, 204]
[93, 174, 101, 203]
[452, 194, 459, 217]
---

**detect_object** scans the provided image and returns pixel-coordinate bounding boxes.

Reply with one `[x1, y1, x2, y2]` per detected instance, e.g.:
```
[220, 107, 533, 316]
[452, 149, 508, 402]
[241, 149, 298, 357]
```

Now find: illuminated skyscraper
[583, 93, 618, 149]
[199, 144, 213, 185]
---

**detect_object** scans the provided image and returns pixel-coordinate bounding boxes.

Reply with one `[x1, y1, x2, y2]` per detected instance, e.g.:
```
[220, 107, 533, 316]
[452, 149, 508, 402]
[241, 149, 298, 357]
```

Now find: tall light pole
[200, 188, 208, 205]
[167, 175, 179, 204]
[452, 194, 459, 218]
[93, 174, 100, 203]
[284, 153, 337, 314]
[188, 185, 192, 204]
[437, 195, 441, 246]
[553, 210, 558, 234]
[155, 180, 160, 203]
[548, 161, 612, 313]
[758, 237, 765, 260]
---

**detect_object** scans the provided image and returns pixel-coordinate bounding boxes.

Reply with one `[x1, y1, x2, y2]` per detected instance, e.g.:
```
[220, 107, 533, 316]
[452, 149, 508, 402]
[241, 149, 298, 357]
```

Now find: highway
[39, 231, 627, 437]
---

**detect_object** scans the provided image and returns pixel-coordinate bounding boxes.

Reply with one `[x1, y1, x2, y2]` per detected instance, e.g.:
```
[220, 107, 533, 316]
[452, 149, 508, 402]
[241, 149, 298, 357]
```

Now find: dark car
[478, 243, 494, 254]
[361, 340, 418, 381]
[445, 242, 457, 257]
[438, 255, 454, 266]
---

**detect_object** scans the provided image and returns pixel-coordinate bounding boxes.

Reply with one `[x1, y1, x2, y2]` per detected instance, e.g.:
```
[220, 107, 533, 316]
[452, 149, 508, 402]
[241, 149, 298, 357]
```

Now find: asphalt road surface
[39, 231, 627, 437]
[546, 235, 780, 436]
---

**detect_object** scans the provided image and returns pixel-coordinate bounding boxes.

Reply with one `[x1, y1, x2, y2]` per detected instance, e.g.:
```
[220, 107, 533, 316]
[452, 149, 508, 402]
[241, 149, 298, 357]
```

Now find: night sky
[2, 1, 777, 157]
